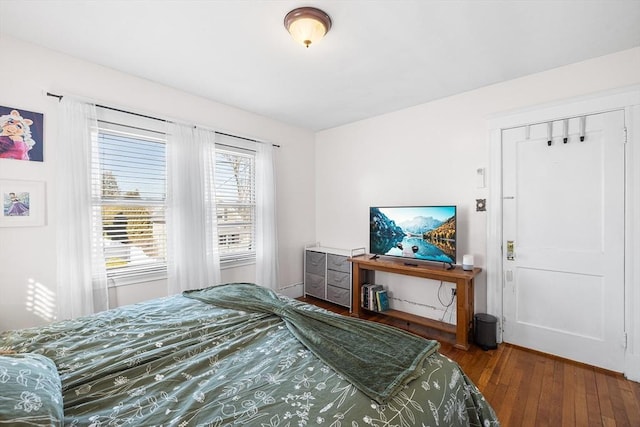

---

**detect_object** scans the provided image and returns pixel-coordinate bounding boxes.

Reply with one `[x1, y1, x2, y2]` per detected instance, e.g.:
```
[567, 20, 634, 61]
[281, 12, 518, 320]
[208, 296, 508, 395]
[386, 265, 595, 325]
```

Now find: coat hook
[579, 116, 586, 142]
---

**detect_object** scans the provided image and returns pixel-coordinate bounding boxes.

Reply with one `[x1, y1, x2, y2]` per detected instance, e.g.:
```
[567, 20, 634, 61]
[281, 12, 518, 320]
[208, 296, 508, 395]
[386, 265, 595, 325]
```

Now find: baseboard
[277, 282, 303, 298]
[625, 352, 640, 382]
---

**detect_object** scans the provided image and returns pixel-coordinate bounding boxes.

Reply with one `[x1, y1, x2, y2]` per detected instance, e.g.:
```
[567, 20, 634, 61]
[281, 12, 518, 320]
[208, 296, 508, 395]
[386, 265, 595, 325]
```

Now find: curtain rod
[46, 92, 280, 148]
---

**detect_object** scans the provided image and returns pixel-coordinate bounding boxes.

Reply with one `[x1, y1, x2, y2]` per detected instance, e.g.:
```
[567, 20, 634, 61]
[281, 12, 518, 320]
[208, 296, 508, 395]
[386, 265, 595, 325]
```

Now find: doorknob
[506, 241, 515, 260]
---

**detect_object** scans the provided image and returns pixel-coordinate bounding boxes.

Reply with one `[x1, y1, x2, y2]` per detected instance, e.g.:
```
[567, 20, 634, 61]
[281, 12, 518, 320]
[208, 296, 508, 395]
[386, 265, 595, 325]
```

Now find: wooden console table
[348, 255, 481, 350]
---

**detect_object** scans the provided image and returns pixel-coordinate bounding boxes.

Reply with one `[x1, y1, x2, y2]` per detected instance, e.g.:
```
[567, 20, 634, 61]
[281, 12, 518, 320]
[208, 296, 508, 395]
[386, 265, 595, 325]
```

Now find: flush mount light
[284, 7, 332, 48]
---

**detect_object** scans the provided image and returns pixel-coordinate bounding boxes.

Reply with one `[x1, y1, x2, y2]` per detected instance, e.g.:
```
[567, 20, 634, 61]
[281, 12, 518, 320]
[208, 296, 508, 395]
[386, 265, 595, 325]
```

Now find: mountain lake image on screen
[369, 206, 456, 264]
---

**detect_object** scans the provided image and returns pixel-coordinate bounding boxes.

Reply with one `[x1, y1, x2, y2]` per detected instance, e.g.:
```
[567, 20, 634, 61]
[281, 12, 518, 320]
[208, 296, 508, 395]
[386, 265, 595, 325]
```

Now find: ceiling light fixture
[284, 7, 332, 48]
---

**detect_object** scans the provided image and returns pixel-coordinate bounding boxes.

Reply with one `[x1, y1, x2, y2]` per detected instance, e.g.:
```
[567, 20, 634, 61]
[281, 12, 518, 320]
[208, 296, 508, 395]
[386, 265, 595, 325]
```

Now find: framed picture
[0, 106, 44, 162]
[0, 180, 46, 227]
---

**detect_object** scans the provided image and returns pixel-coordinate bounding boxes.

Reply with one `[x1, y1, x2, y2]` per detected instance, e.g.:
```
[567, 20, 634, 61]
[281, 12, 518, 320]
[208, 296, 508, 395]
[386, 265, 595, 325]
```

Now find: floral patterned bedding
[0, 286, 499, 426]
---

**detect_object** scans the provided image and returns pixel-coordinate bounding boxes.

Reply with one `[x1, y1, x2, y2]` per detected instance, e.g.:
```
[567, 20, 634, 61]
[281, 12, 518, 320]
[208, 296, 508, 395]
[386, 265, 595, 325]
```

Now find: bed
[0, 282, 499, 426]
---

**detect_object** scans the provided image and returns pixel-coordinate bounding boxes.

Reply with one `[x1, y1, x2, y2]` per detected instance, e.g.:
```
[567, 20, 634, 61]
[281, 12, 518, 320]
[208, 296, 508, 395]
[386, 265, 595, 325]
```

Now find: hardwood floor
[297, 296, 640, 427]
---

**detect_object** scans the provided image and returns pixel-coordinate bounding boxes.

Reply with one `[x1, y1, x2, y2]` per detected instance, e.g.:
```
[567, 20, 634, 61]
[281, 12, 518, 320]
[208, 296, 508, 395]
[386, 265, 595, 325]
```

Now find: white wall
[1, 33, 638, 339]
[0, 36, 315, 331]
[315, 47, 640, 321]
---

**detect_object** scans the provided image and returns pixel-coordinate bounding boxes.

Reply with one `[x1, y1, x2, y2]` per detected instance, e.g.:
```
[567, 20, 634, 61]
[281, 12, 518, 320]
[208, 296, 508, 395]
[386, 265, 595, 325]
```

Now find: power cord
[437, 281, 455, 307]
[438, 281, 456, 322]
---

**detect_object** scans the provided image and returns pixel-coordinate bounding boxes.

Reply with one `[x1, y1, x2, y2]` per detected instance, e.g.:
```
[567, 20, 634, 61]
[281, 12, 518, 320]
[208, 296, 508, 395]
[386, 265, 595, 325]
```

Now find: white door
[502, 110, 626, 371]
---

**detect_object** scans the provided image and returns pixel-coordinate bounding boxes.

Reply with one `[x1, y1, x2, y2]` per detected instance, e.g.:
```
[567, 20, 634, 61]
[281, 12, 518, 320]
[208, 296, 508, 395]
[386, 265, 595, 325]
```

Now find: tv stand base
[348, 255, 481, 350]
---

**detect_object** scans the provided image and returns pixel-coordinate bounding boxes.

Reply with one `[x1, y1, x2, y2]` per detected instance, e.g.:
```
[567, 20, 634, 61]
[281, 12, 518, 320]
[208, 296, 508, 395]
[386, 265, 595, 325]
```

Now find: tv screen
[370, 205, 456, 264]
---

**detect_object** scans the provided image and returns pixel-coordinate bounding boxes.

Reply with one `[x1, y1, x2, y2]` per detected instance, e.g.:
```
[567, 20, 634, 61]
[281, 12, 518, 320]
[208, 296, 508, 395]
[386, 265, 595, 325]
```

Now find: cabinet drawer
[327, 269, 350, 290]
[305, 251, 326, 276]
[305, 273, 325, 298]
[327, 285, 350, 307]
[327, 254, 350, 273]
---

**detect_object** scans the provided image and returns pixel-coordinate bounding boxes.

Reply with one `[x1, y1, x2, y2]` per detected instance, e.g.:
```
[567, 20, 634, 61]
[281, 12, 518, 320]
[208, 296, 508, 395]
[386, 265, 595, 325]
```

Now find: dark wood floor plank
[573, 365, 590, 427]
[498, 354, 524, 425]
[520, 357, 545, 427]
[534, 356, 556, 427]
[505, 349, 527, 427]
[583, 368, 603, 427]
[477, 343, 503, 389]
[296, 296, 640, 427]
[595, 369, 616, 426]
[498, 358, 524, 426]
[608, 373, 632, 427]
[562, 363, 577, 425]
[487, 382, 509, 421]
[618, 374, 640, 427]
[548, 359, 565, 426]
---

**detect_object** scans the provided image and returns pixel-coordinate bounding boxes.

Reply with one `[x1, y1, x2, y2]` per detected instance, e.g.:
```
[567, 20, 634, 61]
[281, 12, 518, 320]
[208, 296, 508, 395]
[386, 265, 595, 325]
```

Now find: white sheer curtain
[255, 142, 279, 289]
[166, 123, 221, 294]
[56, 98, 108, 320]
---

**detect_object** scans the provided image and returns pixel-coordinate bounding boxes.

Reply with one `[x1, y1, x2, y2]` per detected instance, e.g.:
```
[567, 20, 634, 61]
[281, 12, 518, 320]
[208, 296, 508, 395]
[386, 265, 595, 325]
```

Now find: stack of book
[361, 284, 390, 312]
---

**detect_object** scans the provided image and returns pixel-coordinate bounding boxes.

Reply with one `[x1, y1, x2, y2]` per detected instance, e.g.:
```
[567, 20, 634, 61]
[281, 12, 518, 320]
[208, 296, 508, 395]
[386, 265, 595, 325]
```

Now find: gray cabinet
[304, 246, 365, 309]
[304, 250, 326, 299]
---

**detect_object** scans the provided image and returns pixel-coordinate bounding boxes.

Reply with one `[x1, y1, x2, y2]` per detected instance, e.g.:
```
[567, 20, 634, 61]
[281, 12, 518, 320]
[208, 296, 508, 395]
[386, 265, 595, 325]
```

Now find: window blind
[95, 127, 168, 279]
[215, 146, 256, 262]
[91, 105, 259, 281]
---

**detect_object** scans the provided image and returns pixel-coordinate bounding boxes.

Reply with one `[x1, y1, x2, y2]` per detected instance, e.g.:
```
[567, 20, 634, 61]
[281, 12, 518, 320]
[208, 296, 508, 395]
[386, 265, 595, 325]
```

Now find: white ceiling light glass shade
[284, 7, 332, 48]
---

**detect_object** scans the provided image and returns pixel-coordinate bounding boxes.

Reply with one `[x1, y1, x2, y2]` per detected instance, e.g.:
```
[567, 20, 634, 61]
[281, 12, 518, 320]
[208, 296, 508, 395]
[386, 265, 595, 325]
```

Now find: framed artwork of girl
[4, 192, 30, 216]
[0, 180, 45, 227]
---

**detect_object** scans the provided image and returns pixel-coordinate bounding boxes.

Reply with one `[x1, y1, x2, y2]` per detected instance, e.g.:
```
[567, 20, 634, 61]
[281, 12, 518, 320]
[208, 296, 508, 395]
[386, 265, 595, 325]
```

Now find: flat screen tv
[370, 205, 457, 265]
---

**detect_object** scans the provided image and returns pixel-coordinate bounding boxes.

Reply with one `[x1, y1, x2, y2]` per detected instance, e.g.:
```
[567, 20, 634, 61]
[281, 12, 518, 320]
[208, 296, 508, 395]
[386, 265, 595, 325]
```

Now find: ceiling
[1, 0, 639, 131]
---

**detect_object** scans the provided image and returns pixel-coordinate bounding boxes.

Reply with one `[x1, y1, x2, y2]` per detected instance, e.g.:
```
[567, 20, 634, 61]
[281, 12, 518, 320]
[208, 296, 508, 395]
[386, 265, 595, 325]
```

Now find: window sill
[107, 270, 168, 288]
[220, 256, 256, 270]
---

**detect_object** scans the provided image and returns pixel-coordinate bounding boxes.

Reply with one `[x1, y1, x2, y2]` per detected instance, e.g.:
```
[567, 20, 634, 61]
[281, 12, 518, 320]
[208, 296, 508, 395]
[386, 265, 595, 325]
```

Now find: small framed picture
[0, 180, 46, 227]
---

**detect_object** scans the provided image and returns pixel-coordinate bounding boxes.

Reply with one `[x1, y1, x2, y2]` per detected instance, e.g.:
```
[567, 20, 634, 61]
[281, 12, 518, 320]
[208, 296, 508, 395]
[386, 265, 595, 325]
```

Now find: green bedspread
[183, 283, 439, 405]
[1, 283, 499, 426]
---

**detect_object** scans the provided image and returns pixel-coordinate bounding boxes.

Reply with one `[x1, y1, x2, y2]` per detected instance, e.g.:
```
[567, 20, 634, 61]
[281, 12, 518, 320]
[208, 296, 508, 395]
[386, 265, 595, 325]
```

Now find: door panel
[502, 110, 625, 371]
[515, 268, 604, 339]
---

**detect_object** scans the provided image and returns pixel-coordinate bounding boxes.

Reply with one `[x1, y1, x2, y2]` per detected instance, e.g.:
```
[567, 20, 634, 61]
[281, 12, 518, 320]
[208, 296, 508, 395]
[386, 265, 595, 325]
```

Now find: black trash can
[474, 313, 497, 350]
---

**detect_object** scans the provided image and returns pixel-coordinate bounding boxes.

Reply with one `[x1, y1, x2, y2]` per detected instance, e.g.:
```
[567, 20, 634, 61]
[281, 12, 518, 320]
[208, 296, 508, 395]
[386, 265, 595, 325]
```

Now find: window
[95, 122, 167, 281]
[214, 143, 256, 265]
[92, 110, 257, 283]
